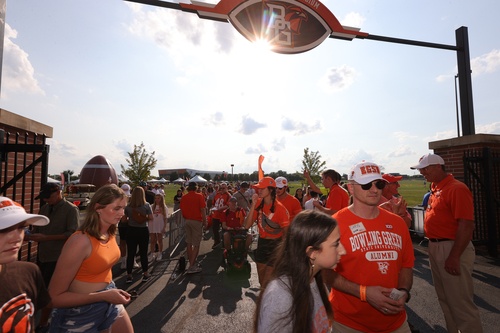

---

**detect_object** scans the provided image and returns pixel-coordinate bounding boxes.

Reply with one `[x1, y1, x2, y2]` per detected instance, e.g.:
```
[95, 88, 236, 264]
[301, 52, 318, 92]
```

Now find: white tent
[47, 176, 61, 184]
[189, 175, 208, 185]
[173, 178, 185, 185]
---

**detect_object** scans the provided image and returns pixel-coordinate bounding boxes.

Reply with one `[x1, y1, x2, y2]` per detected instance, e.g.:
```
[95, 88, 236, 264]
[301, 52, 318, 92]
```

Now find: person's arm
[312, 202, 335, 216]
[397, 267, 413, 302]
[303, 170, 323, 195]
[146, 204, 154, 221]
[330, 271, 404, 314]
[244, 194, 258, 229]
[446, 218, 475, 275]
[48, 234, 131, 308]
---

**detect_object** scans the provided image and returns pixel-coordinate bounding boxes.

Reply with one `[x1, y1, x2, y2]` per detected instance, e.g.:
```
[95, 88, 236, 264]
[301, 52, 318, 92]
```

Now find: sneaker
[126, 275, 133, 284]
[133, 260, 140, 268]
[148, 253, 155, 262]
[186, 266, 202, 274]
[156, 252, 162, 260]
[212, 242, 221, 249]
[142, 274, 150, 282]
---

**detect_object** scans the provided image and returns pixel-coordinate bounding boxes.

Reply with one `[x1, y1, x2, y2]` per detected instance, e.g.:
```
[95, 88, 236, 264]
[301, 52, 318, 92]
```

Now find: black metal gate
[464, 147, 500, 257]
[0, 128, 49, 260]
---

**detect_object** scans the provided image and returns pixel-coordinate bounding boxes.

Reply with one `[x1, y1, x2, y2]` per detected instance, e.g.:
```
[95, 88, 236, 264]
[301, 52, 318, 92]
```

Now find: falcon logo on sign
[180, 0, 367, 54]
[230, 0, 329, 53]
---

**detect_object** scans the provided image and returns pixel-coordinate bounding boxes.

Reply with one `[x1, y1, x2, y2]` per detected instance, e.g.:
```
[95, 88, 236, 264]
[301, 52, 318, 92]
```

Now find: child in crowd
[254, 210, 346, 333]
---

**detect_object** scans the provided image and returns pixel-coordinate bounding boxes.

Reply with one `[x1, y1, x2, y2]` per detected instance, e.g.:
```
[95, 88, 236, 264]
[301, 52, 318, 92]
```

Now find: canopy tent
[189, 175, 208, 185]
[47, 176, 61, 184]
[149, 178, 168, 184]
[173, 178, 185, 185]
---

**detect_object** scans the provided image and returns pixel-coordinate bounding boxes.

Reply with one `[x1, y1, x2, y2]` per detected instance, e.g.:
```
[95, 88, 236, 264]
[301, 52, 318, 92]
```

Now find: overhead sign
[180, 0, 368, 53]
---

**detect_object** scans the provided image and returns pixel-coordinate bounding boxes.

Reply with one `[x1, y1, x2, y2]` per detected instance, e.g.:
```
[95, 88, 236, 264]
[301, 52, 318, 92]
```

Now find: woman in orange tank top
[48, 184, 134, 333]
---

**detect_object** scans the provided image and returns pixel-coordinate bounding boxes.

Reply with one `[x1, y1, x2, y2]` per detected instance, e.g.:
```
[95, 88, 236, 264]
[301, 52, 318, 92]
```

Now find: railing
[166, 209, 185, 256]
[408, 206, 425, 237]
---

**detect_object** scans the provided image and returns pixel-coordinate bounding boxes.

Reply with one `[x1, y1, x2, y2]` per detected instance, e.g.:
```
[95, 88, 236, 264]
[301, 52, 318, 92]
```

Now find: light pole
[230, 164, 234, 179]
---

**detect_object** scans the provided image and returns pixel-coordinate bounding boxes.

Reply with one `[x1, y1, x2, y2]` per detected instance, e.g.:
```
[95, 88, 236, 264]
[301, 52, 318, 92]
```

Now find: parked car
[65, 184, 96, 210]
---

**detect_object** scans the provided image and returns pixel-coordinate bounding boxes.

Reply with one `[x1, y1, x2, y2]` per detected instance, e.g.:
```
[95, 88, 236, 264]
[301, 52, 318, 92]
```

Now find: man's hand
[366, 286, 406, 315]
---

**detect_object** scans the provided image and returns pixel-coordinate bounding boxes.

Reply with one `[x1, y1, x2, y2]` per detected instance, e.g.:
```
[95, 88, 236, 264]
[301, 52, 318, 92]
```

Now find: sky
[2, 0, 499, 178]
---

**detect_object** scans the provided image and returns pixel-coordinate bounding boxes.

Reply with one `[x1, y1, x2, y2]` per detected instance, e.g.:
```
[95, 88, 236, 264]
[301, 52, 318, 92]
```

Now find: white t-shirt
[258, 276, 331, 333]
[304, 198, 317, 210]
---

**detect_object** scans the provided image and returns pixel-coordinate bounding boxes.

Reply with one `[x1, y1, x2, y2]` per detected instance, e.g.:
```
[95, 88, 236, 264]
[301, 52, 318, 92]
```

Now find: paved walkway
[112, 232, 500, 333]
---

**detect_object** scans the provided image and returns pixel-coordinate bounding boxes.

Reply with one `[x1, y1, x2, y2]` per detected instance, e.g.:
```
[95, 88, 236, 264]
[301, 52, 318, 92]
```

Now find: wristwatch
[397, 288, 411, 303]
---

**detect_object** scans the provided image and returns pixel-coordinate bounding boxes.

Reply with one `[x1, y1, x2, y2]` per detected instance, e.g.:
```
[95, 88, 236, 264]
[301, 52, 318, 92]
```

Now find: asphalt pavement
[112, 232, 500, 333]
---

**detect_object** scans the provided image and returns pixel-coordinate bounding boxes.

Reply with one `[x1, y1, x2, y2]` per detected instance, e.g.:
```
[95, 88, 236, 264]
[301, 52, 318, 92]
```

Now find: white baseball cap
[121, 184, 131, 196]
[0, 197, 49, 231]
[275, 176, 288, 188]
[410, 153, 445, 170]
[348, 161, 384, 185]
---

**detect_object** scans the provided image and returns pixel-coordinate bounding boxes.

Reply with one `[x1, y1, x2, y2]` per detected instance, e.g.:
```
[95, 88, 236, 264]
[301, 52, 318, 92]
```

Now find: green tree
[301, 148, 326, 184]
[203, 173, 212, 181]
[62, 170, 74, 184]
[169, 171, 179, 182]
[120, 142, 157, 186]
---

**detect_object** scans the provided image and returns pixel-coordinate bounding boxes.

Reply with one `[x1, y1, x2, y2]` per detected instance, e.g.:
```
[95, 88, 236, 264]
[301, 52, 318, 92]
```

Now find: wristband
[360, 285, 367, 302]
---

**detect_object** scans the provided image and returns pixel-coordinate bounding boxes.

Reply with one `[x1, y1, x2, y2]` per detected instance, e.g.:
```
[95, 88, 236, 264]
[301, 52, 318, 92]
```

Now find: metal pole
[455, 27, 475, 135]
[454, 74, 461, 137]
[0, 0, 7, 97]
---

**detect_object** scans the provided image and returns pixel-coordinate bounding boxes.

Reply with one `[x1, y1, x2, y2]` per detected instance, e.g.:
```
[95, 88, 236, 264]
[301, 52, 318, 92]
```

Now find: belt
[428, 238, 453, 242]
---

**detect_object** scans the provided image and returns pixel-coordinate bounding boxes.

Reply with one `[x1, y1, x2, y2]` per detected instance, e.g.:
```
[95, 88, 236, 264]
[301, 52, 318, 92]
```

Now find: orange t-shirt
[329, 208, 414, 332]
[277, 194, 302, 222]
[212, 192, 231, 220]
[180, 191, 206, 221]
[326, 184, 349, 212]
[251, 198, 290, 239]
[424, 174, 474, 239]
[73, 231, 120, 283]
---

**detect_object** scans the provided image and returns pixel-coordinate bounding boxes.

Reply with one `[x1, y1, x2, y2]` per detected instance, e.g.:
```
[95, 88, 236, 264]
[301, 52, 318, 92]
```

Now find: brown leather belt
[428, 238, 453, 242]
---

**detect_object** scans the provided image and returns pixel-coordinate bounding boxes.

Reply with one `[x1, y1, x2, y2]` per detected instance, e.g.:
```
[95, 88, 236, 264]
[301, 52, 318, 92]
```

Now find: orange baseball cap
[252, 176, 277, 189]
[382, 174, 403, 183]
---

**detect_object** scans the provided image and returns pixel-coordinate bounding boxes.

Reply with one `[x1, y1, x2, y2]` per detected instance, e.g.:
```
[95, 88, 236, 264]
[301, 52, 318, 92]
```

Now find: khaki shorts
[185, 219, 203, 246]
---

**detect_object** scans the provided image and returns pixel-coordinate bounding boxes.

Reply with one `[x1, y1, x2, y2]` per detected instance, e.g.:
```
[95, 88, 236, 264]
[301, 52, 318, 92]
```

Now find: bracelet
[360, 285, 367, 302]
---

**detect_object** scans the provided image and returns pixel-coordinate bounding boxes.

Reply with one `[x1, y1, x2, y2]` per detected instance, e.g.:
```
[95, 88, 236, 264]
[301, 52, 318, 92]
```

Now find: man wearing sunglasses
[326, 161, 415, 333]
[411, 153, 482, 332]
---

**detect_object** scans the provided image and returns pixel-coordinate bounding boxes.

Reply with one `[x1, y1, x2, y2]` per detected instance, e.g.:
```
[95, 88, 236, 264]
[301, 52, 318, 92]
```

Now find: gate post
[483, 147, 498, 257]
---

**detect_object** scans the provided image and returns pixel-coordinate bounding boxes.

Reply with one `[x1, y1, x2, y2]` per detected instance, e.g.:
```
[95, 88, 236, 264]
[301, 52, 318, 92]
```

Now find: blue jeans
[49, 282, 124, 333]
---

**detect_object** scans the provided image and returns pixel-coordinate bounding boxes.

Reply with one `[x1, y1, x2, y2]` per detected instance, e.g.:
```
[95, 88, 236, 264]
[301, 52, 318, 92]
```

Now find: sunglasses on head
[356, 180, 386, 190]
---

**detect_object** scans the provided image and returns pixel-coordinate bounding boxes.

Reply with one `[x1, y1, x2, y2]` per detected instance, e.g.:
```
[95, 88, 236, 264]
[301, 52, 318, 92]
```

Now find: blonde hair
[153, 193, 167, 217]
[80, 184, 126, 240]
[129, 186, 147, 208]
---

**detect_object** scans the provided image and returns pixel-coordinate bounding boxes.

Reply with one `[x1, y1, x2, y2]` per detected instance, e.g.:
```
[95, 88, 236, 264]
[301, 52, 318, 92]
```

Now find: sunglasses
[355, 180, 386, 190]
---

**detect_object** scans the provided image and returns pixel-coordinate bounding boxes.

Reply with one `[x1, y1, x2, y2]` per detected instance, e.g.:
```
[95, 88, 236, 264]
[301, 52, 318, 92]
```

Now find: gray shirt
[125, 204, 152, 228]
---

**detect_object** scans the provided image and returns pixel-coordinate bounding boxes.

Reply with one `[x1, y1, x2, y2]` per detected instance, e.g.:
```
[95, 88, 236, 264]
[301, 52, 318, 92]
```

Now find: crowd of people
[1, 153, 483, 333]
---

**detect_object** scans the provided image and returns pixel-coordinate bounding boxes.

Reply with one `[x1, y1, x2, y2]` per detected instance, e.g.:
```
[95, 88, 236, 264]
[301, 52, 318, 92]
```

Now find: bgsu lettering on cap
[359, 165, 381, 175]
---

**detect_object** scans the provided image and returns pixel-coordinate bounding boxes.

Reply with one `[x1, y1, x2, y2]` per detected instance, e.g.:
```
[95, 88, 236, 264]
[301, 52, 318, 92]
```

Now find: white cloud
[471, 49, 500, 76]
[272, 137, 286, 151]
[245, 144, 267, 154]
[240, 115, 267, 135]
[2, 24, 44, 95]
[319, 65, 357, 93]
[281, 117, 322, 135]
[340, 12, 365, 28]
[205, 112, 225, 126]
[476, 122, 500, 134]
[387, 145, 414, 158]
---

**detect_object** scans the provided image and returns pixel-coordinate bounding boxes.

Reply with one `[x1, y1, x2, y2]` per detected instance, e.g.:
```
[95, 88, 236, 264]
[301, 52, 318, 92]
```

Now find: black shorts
[254, 237, 281, 266]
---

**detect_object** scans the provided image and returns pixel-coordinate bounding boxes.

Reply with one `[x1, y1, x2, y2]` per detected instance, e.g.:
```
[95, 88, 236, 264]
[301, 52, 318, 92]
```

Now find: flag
[258, 155, 265, 180]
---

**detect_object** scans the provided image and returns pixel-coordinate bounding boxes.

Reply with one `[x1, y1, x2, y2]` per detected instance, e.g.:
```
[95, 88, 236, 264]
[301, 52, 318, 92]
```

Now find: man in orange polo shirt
[304, 169, 349, 215]
[411, 153, 482, 332]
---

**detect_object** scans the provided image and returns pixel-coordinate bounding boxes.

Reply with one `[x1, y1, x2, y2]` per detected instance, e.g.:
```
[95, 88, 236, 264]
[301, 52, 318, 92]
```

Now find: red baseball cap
[252, 176, 276, 189]
[382, 174, 403, 183]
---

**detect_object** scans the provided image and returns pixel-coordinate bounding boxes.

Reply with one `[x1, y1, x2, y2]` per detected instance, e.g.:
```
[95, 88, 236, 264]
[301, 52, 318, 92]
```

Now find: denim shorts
[49, 281, 124, 333]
